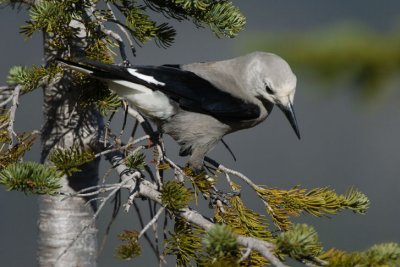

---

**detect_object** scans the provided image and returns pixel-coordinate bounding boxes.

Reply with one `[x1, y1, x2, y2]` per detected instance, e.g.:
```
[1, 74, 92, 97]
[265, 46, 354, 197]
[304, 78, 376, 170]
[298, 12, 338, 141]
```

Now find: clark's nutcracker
[57, 52, 300, 170]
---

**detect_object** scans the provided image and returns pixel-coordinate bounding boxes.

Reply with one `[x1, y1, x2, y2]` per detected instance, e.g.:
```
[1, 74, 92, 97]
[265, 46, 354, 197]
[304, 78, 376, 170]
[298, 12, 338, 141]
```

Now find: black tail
[56, 58, 131, 81]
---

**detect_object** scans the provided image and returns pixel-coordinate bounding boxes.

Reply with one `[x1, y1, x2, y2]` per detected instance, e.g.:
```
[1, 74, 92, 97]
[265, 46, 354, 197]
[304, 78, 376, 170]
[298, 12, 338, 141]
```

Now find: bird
[57, 51, 300, 170]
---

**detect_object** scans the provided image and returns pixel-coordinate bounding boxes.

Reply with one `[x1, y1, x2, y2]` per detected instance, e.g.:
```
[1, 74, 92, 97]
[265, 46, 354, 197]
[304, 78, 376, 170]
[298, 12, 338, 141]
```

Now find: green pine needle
[321, 243, 400, 267]
[160, 180, 193, 210]
[204, 1, 246, 38]
[121, 5, 176, 47]
[96, 92, 121, 116]
[48, 145, 95, 176]
[164, 219, 203, 266]
[214, 184, 272, 266]
[365, 243, 400, 266]
[203, 224, 240, 265]
[256, 186, 370, 230]
[343, 187, 370, 214]
[0, 132, 38, 169]
[7, 65, 59, 94]
[125, 151, 146, 171]
[184, 167, 214, 197]
[276, 224, 323, 261]
[20, 1, 71, 38]
[144, 0, 245, 38]
[0, 161, 61, 195]
[72, 72, 120, 116]
[115, 230, 141, 260]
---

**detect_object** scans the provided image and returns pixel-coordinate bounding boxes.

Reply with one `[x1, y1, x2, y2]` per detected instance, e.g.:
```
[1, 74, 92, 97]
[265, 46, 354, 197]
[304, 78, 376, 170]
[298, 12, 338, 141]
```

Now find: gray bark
[37, 24, 103, 266]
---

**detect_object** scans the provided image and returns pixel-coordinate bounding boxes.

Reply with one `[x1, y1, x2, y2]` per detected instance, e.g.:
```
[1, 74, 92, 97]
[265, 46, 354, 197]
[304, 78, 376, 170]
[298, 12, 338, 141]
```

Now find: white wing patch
[108, 80, 176, 120]
[127, 68, 165, 86]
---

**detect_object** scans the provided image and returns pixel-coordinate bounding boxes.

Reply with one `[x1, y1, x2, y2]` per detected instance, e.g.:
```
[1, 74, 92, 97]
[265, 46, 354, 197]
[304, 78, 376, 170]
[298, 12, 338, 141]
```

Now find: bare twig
[0, 85, 13, 92]
[104, 110, 116, 148]
[133, 201, 160, 259]
[7, 85, 21, 146]
[224, 172, 235, 189]
[0, 95, 13, 107]
[107, 2, 137, 57]
[205, 157, 261, 191]
[63, 183, 121, 198]
[94, 135, 149, 158]
[126, 107, 158, 142]
[155, 144, 164, 187]
[163, 156, 186, 182]
[138, 206, 165, 238]
[124, 190, 139, 212]
[238, 247, 252, 263]
[204, 157, 280, 228]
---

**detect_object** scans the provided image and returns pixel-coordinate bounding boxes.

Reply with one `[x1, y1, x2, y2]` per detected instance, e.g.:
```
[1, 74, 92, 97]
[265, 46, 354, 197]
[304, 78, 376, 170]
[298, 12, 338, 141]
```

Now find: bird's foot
[209, 187, 241, 210]
[121, 60, 131, 67]
[145, 131, 162, 149]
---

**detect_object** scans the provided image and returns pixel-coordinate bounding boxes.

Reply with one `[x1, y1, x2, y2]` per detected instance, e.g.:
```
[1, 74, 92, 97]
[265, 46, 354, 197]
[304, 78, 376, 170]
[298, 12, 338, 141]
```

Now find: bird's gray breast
[161, 110, 231, 154]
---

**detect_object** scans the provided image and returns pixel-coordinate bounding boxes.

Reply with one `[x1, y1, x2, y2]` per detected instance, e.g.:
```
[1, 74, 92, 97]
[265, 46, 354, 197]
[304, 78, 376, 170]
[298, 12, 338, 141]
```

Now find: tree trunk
[37, 23, 103, 266]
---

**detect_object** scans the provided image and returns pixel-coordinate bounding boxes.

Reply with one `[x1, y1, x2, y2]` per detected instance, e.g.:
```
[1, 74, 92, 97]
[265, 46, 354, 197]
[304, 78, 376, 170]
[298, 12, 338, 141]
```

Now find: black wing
[58, 59, 260, 122]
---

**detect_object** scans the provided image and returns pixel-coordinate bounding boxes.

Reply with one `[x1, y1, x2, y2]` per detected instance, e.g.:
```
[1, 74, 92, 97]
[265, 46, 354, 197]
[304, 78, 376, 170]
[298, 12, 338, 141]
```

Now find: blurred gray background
[1, 1, 400, 266]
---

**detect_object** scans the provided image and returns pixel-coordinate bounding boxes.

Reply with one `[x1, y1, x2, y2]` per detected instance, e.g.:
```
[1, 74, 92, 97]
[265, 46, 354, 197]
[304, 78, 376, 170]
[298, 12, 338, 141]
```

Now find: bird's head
[245, 52, 300, 139]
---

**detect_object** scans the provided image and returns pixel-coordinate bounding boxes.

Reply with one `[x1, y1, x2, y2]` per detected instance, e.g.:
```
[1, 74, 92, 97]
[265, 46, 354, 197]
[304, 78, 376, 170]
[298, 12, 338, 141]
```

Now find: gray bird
[58, 52, 300, 170]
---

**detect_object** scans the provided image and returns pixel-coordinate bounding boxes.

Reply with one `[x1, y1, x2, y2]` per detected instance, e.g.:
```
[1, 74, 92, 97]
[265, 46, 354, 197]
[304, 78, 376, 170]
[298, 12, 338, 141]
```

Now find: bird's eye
[266, 86, 274, 94]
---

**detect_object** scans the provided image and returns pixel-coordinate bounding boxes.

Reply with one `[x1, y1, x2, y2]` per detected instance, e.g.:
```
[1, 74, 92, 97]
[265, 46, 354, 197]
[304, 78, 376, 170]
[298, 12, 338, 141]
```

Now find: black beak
[278, 100, 301, 139]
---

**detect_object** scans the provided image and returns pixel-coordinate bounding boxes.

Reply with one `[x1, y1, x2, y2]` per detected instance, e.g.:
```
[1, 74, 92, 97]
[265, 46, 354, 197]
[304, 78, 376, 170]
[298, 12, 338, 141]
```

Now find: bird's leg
[145, 131, 162, 149]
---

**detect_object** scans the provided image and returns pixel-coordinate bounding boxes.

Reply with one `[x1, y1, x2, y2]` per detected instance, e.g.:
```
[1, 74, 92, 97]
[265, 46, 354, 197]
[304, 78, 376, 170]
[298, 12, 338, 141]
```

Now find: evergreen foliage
[164, 219, 203, 266]
[184, 167, 214, 198]
[161, 180, 193, 210]
[116, 2, 176, 48]
[143, 0, 245, 38]
[0, 162, 61, 195]
[0, 133, 37, 169]
[125, 151, 147, 171]
[203, 224, 240, 266]
[115, 230, 142, 260]
[48, 145, 95, 176]
[256, 186, 370, 230]
[214, 183, 272, 266]
[73, 74, 121, 116]
[321, 243, 400, 267]
[7, 65, 61, 94]
[276, 224, 322, 261]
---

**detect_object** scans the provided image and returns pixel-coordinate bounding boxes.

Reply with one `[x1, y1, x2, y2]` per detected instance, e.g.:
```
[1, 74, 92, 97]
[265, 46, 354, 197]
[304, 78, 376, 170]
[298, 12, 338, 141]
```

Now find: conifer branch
[7, 84, 20, 146]
[138, 206, 165, 239]
[0, 161, 61, 195]
[105, 151, 286, 267]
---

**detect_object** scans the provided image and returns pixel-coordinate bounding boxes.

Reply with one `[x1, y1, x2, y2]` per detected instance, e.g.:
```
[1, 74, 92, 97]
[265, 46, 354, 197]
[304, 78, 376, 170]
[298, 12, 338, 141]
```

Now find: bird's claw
[121, 60, 131, 67]
[208, 188, 241, 209]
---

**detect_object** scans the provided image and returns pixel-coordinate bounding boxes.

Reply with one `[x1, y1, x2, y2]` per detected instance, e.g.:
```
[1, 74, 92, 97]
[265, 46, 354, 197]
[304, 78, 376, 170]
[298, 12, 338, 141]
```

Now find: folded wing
[58, 59, 260, 122]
